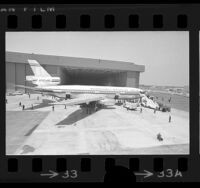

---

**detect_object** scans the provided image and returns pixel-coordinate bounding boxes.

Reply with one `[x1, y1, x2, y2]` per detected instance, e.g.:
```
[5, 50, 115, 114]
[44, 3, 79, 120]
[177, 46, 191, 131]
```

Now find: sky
[6, 31, 189, 87]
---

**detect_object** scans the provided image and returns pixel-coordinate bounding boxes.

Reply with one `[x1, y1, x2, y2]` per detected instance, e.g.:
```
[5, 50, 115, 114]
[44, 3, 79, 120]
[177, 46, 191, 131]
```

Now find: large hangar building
[6, 51, 145, 92]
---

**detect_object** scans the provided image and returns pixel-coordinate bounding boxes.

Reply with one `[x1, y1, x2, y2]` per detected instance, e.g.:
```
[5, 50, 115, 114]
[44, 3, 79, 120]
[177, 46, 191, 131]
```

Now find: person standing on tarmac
[157, 133, 163, 141]
[169, 115, 171, 123]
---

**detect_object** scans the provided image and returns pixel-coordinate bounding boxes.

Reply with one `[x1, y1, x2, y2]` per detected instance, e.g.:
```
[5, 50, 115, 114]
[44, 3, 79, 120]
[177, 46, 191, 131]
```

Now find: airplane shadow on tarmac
[56, 106, 116, 126]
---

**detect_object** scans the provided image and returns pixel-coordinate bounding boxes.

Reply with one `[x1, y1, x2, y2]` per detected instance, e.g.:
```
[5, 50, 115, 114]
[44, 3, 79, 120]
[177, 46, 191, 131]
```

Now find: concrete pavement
[6, 94, 189, 155]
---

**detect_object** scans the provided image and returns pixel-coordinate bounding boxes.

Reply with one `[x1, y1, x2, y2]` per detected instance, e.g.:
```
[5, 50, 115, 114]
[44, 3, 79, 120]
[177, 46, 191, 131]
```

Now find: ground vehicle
[7, 91, 24, 96]
[157, 101, 171, 112]
[12, 91, 24, 95]
[123, 101, 138, 110]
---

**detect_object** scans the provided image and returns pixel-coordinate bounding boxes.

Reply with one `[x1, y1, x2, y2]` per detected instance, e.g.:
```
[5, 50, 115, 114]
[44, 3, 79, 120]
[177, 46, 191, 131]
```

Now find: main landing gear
[80, 102, 102, 114]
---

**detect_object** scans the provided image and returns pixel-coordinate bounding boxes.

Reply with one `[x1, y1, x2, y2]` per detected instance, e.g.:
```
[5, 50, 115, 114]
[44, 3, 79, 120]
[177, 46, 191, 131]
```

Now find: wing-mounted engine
[114, 94, 120, 100]
[65, 93, 71, 100]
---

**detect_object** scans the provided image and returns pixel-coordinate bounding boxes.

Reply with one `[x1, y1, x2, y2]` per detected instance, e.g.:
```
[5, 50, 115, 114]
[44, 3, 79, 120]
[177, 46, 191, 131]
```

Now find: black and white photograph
[5, 31, 189, 155]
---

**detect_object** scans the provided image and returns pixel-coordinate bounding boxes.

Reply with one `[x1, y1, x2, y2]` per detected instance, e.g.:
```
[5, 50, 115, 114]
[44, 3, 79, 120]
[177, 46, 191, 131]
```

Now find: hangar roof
[6, 51, 145, 72]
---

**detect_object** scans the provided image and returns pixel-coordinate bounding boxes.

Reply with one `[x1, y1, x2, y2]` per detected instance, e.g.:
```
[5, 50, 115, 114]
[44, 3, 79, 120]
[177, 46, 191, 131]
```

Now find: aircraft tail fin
[28, 59, 51, 77]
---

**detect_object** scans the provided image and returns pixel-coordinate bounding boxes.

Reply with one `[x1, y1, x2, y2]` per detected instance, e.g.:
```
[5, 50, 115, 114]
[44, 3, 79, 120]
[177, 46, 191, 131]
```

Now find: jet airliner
[18, 59, 145, 108]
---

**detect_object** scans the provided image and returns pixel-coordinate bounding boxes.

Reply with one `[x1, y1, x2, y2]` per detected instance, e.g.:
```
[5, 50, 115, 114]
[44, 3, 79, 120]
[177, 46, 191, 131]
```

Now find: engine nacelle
[26, 76, 60, 86]
[26, 75, 37, 81]
[114, 94, 119, 100]
[65, 94, 71, 100]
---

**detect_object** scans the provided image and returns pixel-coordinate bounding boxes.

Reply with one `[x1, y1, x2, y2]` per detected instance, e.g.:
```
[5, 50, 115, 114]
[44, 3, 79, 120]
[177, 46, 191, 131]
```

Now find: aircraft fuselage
[38, 85, 143, 96]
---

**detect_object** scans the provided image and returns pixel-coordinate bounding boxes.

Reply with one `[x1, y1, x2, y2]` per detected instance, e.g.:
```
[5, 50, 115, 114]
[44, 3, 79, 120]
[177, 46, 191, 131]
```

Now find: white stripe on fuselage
[39, 85, 142, 95]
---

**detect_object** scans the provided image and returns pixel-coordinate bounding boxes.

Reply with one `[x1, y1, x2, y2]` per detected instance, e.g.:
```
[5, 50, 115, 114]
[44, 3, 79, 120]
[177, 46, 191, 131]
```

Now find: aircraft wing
[50, 95, 105, 106]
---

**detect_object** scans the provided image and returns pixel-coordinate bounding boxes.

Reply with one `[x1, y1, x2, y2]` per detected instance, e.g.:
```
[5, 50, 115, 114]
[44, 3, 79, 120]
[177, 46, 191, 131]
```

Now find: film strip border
[0, 4, 199, 182]
[5, 13, 188, 30]
[0, 156, 190, 182]
[0, 4, 199, 30]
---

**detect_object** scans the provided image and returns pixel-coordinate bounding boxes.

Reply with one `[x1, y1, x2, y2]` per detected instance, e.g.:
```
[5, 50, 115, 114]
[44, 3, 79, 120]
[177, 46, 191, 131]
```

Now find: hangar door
[60, 67, 128, 87]
[6, 62, 15, 92]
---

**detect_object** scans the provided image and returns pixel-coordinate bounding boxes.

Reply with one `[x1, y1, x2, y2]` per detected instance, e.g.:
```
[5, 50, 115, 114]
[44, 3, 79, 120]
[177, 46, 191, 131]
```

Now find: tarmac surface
[6, 93, 189, 155]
